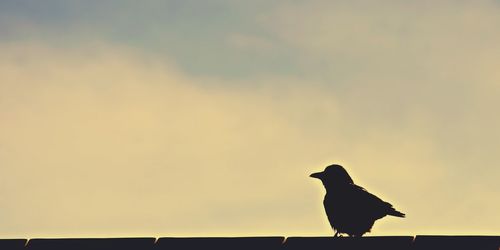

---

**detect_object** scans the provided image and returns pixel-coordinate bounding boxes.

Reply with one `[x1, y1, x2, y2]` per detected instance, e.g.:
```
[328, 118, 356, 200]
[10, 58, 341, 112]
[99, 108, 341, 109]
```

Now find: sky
[1, 0, 500, 238]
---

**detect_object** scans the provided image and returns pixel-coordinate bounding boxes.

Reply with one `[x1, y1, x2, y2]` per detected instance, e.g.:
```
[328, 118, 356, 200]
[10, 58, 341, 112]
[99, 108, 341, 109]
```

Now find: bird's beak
[310, 172, 323, 179]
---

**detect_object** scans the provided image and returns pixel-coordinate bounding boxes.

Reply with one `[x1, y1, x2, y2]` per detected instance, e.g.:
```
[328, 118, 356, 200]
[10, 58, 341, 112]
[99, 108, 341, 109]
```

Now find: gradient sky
[1, 0, 500, 238]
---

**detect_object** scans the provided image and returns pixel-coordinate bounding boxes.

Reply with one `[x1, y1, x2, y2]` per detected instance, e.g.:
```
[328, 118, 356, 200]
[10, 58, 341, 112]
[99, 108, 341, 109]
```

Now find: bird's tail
[388, 208, 405, 218]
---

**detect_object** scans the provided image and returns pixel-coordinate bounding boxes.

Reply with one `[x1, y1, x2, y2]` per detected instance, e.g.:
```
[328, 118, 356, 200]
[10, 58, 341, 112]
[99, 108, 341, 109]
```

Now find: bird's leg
[333, 231, 345, 238]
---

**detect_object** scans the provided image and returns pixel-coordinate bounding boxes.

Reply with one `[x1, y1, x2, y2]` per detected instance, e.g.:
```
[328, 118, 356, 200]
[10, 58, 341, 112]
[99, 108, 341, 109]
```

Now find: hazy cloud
[1, 0, 500, 237]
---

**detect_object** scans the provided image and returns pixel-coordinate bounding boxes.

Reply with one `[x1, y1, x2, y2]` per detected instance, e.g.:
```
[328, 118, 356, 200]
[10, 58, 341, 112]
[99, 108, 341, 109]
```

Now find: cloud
[1, 0, 500, 237]
[0, 41, 443, 237]
[226, 33, 275, 51]
[264, 0, 500, 169]
[0, 42, 337, 237]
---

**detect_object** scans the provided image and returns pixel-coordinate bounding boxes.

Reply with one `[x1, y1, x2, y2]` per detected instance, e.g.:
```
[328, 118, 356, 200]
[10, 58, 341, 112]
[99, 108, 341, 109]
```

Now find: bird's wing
[349, 184, 396, 218]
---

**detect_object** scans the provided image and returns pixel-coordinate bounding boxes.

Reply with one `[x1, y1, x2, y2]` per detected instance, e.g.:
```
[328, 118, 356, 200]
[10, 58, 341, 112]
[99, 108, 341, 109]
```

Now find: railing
[1, 236, 499, 250]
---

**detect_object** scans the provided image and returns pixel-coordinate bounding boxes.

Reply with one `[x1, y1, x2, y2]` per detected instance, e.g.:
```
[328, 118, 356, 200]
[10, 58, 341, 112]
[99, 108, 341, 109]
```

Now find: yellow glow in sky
[1, 0, 500, 238]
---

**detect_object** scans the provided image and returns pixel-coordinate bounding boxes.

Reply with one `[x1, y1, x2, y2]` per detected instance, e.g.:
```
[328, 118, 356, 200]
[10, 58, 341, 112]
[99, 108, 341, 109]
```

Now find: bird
[310, 164, 405, 237]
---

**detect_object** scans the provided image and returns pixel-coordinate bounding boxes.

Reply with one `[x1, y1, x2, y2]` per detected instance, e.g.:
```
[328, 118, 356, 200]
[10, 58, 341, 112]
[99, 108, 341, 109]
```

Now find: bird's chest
[324, 193, 350, 211]
[323, 193, 356, 222]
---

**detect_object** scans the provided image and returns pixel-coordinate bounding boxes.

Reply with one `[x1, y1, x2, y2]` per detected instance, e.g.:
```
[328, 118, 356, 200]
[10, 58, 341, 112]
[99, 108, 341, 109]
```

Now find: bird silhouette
[310, 164, 405, 237]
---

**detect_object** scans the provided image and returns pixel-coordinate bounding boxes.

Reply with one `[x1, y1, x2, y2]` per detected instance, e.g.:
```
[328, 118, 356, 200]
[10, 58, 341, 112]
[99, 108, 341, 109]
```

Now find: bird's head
[310, 164, 354, 186]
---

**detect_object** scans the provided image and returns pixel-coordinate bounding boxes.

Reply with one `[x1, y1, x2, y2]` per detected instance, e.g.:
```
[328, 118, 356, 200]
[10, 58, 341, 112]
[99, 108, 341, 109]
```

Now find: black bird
[310, 164, 405, 237]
